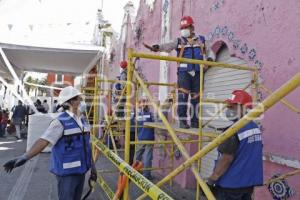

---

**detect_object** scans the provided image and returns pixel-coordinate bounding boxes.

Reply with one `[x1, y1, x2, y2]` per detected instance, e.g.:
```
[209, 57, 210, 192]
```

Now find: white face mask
[180, 29, 190, 38]
[225, 109, 238, 121]
[79, 101, 87, 113]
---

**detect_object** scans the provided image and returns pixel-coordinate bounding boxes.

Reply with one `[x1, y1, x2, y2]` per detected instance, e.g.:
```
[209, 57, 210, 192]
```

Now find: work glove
[206, 57, 213, 62]
[206, 178, 218, 195]
[143, 43, 159, 52]
[151, 44, 160, 52]
[3, 154, 28, 173]
[82, 165, 97, 200]
[90, 165, 97, 182]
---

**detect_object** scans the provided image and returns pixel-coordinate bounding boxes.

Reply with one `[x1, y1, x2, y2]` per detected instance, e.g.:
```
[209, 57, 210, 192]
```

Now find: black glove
[90, 165, 97, 182]
[206, 57, 213, 62]
[3, 155, 28, 173]
[151, 44, 160, 52]
[206, 178, 218, 195]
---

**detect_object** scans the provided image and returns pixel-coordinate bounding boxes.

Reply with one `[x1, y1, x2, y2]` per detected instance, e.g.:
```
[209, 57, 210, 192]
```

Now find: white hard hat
[58, 86, 82, 104]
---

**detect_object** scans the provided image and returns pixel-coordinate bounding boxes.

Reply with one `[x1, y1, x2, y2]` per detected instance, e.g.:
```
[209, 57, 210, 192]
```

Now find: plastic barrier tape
[97, 172, 115, 199]
[92, 137, 173, 200]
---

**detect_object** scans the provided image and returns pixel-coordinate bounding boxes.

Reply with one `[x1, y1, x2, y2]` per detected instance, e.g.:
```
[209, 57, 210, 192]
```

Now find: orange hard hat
[120, 60, 128, 69]
[180, 16, 194, 29]
[225, 90, 253, 109]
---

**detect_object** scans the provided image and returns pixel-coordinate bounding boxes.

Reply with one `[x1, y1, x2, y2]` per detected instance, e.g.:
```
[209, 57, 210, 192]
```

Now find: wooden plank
[144, 122, 218, 138]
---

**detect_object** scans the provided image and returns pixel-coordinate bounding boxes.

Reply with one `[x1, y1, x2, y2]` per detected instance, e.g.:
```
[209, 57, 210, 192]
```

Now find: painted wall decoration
[268, 174, 295, 199]
[211, 0, 225, 12]
[208, 25, 263, 71]
[134, 20, 145, 46]
[208, 25, 264, 104]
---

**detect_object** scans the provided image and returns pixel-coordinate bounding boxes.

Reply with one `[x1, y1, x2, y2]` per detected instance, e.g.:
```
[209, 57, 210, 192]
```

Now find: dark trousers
[217, 189, 253, 200]
[56, 174, 85, 200]
[115, 98, 126, 118]
[177, 71, 200, 123]
[0, 124, 6, 137]
[129, 131, 135, 165]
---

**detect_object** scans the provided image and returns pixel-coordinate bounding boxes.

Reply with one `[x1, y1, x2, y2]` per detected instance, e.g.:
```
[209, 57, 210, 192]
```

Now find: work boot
[179, 121, 190, 129]
[191, 122, 199, 128]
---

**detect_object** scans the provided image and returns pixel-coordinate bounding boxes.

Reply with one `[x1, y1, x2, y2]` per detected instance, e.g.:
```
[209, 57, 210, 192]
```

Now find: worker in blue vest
[134, 96, 155, 180]
[115, 60, 128, 118]
[207, 90, 263, 200]
[144, 16, 215, 129]
[3, 86, 97, 200]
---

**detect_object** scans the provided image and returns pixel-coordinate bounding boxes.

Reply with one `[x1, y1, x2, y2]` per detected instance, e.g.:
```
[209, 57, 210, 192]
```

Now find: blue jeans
[56, 174, 86, 200]
[135, 144, 153, 178]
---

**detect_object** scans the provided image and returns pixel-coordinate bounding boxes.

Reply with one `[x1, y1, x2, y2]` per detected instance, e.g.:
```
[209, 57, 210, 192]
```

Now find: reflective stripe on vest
[217, 121, 263, 188]
[176, 35, 205, 72]
[50, 112, 92, 176]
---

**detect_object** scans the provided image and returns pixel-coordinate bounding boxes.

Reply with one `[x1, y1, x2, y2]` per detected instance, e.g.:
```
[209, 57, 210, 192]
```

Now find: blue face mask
[79, 101, 87, 113]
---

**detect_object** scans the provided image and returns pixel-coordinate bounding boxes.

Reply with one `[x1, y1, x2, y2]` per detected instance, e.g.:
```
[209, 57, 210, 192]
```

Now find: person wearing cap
[3, 86, 97, 200]
[144, 16, 215, 129]
[207, 90, 263, 200]
[115, 60, 128, 118]
[119, 60, 128, 85]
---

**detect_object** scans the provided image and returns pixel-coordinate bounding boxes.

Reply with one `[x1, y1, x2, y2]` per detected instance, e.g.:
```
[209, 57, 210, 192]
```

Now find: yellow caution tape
[92, 136, 174, 200]
[97, 172, 115, 199]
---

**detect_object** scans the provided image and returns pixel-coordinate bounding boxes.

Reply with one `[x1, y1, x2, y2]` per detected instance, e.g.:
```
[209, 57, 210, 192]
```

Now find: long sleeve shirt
[157, 36, 216, 61]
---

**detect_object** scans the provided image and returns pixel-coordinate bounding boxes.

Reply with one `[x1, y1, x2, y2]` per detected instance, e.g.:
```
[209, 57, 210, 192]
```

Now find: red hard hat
[180, 16, 194, 29]
[120, 60, 128, 69]
[225, 90, 253, 109]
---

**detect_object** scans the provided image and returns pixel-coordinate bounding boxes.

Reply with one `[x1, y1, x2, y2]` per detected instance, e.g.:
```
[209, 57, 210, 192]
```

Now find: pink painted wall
[112, 0, 300, 198]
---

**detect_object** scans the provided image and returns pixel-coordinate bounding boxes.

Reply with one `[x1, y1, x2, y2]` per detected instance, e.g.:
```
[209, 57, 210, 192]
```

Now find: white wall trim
[159, 0, 171, 102]
[263, 153, 300, 169]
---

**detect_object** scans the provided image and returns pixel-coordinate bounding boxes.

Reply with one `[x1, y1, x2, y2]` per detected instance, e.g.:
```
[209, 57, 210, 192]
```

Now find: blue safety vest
[217, 121, 263, 188]
[50, 112, 92, 176]
[136, 111, 155, 141]
[176, 35, 206, 72]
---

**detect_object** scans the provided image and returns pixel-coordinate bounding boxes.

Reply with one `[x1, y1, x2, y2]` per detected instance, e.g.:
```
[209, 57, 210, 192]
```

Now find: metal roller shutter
[200, 46, 252, 178]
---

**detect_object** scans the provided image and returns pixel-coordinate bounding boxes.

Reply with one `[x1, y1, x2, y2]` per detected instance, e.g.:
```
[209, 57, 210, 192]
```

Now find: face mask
[180, 29, 190, 38]
[79, 101, 87, 113]
[225, 109, 238, 122]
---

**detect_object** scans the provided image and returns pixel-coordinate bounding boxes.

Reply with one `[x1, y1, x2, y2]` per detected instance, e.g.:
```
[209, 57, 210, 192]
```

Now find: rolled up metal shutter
[200, 46, 252, 178]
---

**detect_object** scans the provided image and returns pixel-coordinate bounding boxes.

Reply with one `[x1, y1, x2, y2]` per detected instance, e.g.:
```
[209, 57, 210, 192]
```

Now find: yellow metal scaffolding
[82, 48, 300, 200]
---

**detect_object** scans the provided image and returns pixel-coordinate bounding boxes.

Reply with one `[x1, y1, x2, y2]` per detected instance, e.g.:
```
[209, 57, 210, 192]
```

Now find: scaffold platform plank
[144, 122, 218, 138]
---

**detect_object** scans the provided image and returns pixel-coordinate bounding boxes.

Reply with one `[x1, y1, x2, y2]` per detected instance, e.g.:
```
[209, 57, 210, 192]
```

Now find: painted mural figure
[144, 16, 215, 129]
[207, 90, 263, 200]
